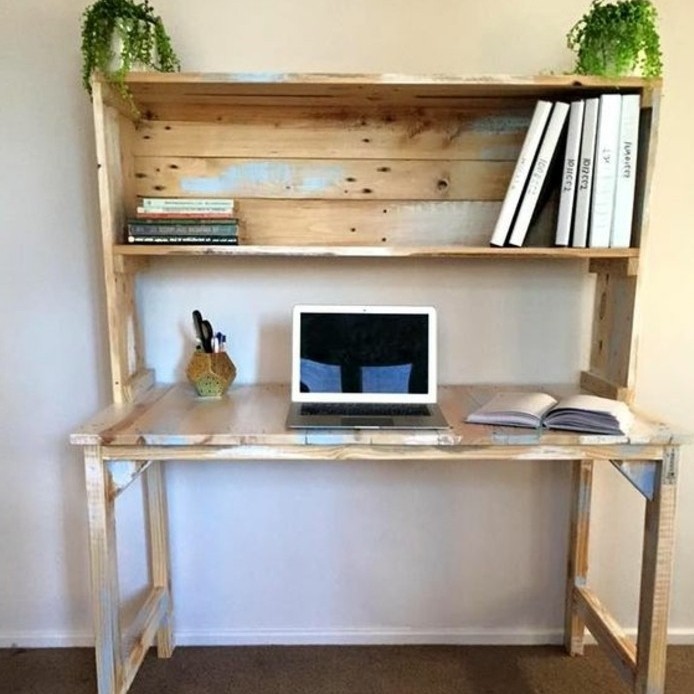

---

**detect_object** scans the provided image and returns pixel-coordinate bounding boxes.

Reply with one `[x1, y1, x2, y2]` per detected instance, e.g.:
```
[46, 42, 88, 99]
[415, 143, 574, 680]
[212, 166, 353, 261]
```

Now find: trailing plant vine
[567, 0, 663, 78]
[80, 0, 180, 102]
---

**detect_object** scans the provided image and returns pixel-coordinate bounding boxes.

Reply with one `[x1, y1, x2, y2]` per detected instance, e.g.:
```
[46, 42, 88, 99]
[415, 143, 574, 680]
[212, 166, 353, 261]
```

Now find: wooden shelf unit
[93, 72, 660, 405]
[79, 74, 684, 694]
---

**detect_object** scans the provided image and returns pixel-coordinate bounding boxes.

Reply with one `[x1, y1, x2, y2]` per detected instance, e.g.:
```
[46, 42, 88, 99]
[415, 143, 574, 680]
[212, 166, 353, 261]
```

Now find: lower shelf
[114, 244, 640, 260]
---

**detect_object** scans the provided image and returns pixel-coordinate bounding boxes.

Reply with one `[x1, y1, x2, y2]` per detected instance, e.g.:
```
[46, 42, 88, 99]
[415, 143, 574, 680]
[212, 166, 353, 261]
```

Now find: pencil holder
[186, 351, 237, 398]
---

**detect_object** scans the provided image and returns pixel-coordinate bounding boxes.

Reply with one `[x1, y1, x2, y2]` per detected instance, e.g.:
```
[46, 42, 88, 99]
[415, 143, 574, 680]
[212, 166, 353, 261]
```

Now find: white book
[490, 100, 553, 247]
[611, 94, 641, 248]
[571, 98, 599, 248]
[466, 391, 633, 435]
[140, 197, 235, 212]
[555, 100, 585, 246]
[589, 94, 622, 248]
[508, 101, 570, 247]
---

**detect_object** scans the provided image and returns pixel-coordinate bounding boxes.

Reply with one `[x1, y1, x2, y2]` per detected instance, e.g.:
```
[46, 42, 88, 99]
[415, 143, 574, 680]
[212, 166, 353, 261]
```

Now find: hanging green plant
[567, 0, 663, 78]
[80, 0, 180, 105]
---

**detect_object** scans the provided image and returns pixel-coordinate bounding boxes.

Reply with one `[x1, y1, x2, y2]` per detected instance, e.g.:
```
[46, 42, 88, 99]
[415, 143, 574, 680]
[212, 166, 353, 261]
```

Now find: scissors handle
[201, 319, 214, 352]
[192, 310, 214, 352]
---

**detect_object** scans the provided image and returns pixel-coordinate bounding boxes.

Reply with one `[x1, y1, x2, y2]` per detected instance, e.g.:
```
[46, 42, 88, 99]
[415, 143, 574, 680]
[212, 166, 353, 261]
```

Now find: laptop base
[286, 402, 449, 429]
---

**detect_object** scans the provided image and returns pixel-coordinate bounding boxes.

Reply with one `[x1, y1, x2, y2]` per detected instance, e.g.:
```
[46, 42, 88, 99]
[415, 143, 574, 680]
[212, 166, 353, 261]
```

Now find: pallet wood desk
[71, 383, 683, 694]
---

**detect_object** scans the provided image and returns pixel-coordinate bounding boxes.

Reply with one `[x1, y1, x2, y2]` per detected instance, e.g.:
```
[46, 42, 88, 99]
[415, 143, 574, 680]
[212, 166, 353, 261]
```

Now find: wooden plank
[575, 585, 637, 687]
[580, 370, 632, 403]
[120, 199, 502, 246]
[635, 450, 679, 694]
[122, 368, 156, 402]
[589, 257, 639, 277]
[121, 588, 169, 692]
[133, 107, 530, 160]
[84, 445, 123, 694]
[114, 244, 639, 259]
[236, 200, 499, 246]
[587, 268, 637, 398]
[140, 99, 539, 125]
[92, 83, 145, 403]
[144, 463, 174, 658]
[98, 442, 672, 464]
[116, 72, 656, 113]
[565, 460, 593, 656]
[134, 157, 513, 201]
[70, 386, 174, 446]
[71, 384, 682, 450]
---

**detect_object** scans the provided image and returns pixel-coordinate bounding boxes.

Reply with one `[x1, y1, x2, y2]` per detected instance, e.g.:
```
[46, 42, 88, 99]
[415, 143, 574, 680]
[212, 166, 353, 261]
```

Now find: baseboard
[0, 631, 94, 648]
[174, 628, 566, 647]
[4, 627, 694, 649]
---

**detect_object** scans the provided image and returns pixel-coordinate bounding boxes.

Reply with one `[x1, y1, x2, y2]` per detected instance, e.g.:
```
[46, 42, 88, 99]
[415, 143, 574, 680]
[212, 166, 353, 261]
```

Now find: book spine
[589, 94, 622, 248]
[610, 94, 641, 248]
[489, 100, 553, 247]
[139, 197, 235, 213]
[508, 101, 570, 248]
[571, 98, 600, 248]
[554, 100, 585, 247]
[135, 209, 237, 219]
[127, 235, 240, 245]
[127, 222, 239, 236]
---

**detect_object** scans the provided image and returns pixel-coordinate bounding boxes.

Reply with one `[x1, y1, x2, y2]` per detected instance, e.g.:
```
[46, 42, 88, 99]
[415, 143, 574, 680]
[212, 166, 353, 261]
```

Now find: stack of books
[126, 197, 239, 245]
[490, 93, 640, 249]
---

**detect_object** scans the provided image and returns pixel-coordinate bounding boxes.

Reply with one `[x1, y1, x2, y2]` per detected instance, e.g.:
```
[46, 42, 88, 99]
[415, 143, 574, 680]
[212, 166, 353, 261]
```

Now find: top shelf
[101, 72, 660, 114]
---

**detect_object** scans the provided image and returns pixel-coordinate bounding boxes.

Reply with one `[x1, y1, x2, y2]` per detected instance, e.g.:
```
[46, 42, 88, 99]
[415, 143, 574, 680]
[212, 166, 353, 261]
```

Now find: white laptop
[286, 305, 449, 429]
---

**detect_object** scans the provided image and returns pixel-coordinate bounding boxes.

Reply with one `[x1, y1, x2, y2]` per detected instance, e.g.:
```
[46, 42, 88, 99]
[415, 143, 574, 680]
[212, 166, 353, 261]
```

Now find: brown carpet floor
[2, 645, 693, 694]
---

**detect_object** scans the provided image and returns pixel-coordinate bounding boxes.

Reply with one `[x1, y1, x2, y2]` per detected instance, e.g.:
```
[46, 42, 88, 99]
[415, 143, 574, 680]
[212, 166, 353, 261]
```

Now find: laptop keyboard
[300, 403, 431, 417]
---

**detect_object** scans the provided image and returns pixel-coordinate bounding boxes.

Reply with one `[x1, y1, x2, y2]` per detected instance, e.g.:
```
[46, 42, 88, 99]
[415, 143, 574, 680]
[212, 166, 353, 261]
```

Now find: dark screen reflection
[299, 313, 428, 394]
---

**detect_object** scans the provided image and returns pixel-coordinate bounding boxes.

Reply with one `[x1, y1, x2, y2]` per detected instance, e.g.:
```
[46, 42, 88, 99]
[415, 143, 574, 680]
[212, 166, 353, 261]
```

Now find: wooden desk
[71, 383, 683, 694]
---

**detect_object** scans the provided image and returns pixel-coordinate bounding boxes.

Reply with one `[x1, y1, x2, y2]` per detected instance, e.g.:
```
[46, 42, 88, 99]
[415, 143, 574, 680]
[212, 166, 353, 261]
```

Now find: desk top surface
[70, 384, 685, 456]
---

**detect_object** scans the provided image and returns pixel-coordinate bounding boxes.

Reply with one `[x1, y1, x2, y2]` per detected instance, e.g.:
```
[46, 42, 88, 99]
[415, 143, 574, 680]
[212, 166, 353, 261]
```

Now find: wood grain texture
[133, 107, 529, 160]
[84, 445, 123, 694]
[110, 73, 659, 113]
[565, 460, 594, 657]
[579, 370, 632, 404]
[71, 383, 683, 452]
[92, 85, 145, 403]
[635, 451, 679, 694]
[144, 462, 174, 658]
[82, 73, 673, 694]
[134, 157, 512, 201]
[122, 588, 169, 692]
[588, 269, 637, 400]
[114, 245, 640, 259]
[575, 585, 637, 687]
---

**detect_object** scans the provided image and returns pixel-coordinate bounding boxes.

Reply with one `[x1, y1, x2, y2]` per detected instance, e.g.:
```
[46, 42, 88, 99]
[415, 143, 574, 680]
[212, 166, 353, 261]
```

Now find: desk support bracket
[611, 460, 656, 500]
[107, 461, 152, 500]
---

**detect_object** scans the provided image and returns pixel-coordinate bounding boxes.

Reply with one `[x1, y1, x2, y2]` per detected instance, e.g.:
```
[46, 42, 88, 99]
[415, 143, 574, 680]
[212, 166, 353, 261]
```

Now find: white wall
[1, 0, 692, 646]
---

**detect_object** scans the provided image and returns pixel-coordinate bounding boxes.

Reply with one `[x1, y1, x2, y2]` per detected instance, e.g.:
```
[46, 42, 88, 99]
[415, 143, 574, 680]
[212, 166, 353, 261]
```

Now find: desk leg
[84, 445, 123, 694]
[564, 459, 594, 656]
[635, 450, 678, 694]
[144, 461, 174, 657]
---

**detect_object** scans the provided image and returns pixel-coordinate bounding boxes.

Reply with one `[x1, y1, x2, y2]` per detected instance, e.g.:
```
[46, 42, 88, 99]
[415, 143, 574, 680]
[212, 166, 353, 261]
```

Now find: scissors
[193, 310, 214, 353]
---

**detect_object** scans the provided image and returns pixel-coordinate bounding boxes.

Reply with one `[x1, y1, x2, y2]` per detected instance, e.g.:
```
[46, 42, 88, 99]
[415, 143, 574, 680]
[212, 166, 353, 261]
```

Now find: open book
[466, 391, 633, 435]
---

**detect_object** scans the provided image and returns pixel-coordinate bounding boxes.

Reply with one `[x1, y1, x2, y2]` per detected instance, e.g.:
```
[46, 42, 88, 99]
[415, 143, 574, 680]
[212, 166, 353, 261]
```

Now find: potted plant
[567, 0, 663, 78]
[80, 0, 180, 103]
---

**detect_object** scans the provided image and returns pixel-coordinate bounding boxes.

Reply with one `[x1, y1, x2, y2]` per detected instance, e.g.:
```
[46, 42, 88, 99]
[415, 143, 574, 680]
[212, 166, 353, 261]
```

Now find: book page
[545, 394, 633, 434]
[467, 391, 558, 427]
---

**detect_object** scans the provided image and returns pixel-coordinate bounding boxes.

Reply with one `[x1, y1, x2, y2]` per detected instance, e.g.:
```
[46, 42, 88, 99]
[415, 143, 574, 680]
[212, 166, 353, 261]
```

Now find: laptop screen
[292, 306, 437, 404]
